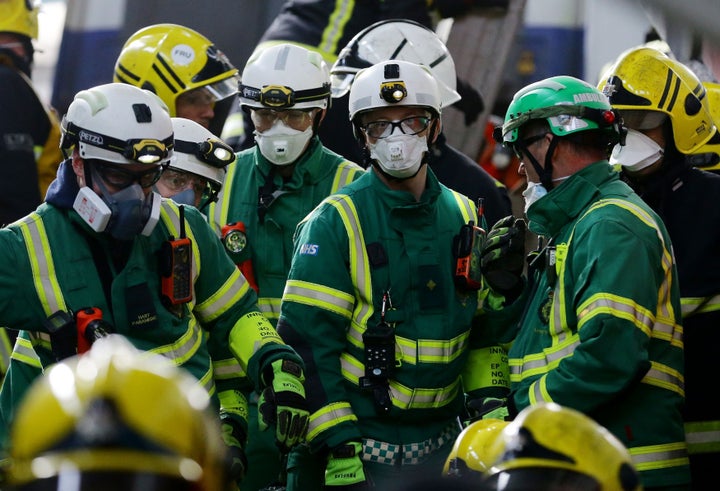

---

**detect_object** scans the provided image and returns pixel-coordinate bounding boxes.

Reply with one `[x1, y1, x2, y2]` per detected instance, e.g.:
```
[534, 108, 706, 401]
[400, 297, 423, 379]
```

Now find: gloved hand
[258, 359, 309, 452]
[481, 215, 527, 302]
[466, 397, 510, 422]
[220, 413, 248, 484]
[325, 441, 369, 489]
[455, 76, 485, 126]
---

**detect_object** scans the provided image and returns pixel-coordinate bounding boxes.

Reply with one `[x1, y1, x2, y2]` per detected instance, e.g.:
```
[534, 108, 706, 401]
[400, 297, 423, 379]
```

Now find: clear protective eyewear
[250, 108, 314, 129]
[618, 110, 668, 130]
[361, 116, 431, 139]
[158, 168, 208, 195]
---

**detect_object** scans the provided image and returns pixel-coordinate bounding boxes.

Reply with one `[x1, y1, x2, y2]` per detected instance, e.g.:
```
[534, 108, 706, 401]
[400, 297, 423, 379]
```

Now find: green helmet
[497, 75, 623, 145]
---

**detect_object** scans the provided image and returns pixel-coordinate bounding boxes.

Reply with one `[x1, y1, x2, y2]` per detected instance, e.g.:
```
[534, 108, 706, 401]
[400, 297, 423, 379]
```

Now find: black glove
[481, 216, 526, 302]
[220, 413, 248, 484]
[455, 77, 485, 126]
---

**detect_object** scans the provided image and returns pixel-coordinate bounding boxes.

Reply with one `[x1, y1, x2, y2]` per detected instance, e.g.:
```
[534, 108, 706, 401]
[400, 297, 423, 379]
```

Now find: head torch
[174, 138, 235, 168]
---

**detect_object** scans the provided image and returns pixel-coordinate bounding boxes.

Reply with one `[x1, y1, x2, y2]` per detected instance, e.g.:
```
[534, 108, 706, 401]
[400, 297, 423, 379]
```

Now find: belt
[361, 422, 460, 466]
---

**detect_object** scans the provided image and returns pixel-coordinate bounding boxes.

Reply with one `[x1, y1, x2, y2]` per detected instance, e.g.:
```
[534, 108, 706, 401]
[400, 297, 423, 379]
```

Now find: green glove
[220, 413, 248, 484]
[258, 359, 309, 452]
[481, 216, 527, 302]
[466, 397, 510, 423]
[325, 442, 368, 489]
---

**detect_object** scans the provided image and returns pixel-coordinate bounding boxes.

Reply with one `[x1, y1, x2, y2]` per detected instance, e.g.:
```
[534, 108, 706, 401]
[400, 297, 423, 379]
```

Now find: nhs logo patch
[299, 243, 319, 255]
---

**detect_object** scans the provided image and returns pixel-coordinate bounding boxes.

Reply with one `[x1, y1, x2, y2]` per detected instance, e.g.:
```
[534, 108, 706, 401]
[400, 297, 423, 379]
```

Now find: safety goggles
[157, 169, 208, 195]
[361, 116, 431, 139]
[91, 161, 165, 189]
[250, 108, 315, 130]
[618, 110, 668, 130]
[173, 138, 235, 169]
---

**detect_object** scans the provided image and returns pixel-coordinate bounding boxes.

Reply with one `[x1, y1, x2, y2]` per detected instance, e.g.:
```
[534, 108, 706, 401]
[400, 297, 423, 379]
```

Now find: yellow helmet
[5, 335, 230, 491]
[443, 418, 510, 484]
[689, 82, 720, 171]
[0, 0, 39, 40]
[113, 23, 239, 118]
[481, 403, 642, 491]
[599, 46, 715, 154]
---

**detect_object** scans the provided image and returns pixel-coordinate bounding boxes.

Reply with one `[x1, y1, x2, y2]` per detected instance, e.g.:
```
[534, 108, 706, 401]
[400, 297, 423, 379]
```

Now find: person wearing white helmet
[0, 83, 310, 490]
[276, 59, 512, 490]
[324, 18, 512, 228]
[208, 42, 364, 491]
[156, 117, 234, 212]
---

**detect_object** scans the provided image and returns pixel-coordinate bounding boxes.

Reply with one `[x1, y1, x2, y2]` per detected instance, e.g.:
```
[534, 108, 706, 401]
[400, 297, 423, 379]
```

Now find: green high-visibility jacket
[277, 168, 507, 455]
[506, 162, 690, 488]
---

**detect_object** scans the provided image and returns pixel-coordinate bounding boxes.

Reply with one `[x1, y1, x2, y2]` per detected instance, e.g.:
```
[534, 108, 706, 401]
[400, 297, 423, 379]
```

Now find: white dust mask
[255, 121, 313, 166]
[369, 133, 428, 178]
[609, 129, 664, 172]
[522, 181, 548, 214]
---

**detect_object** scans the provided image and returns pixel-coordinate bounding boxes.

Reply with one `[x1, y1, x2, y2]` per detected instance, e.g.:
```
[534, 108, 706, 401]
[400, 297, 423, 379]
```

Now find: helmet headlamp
[380, 81, 408, 103]
[174, 138, 235, 169]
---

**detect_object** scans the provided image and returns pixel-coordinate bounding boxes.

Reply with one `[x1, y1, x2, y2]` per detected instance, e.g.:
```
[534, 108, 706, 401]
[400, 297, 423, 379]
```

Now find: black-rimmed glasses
[92, 161, 165, 189]
[361, 116, 431, 139]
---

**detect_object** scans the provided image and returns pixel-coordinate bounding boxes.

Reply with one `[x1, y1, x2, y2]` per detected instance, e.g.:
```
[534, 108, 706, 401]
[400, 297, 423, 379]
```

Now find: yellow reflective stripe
[340, 352, 460, 409]
[283, 279, 354, 319]
[307, 402, 357, 441]
[331, 161, 362, 193]
[18, 213, 67, 315]
[210, 148, 240, 236]
[577, 293, 654, 337]
[258, 297, 282, 321]
[0, 329, 11, 372]
[148, 315, 203, 366]
[198, 365, 215, 397]
[529, 375, 552, 405]
[629, 442, 689, 472]
[449, 190, 475, 224]
[195, 268, 250, 323]
[393, 332, 469, 365]
[228, 311, 283, 369]
[319, 0, 354, 59]
[685, 420, 720, 454]
[326, 195, 374, 327]
[9, 335, 42, 368]
[682, 294, 720, 317]
[509, 336, 580, 381]
[213, 357, 246, 379]
[641, 361, 684, 396]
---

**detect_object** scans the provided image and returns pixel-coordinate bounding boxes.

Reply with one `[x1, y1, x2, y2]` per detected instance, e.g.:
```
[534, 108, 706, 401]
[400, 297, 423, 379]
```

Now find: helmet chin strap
[525, 137, 560, 191]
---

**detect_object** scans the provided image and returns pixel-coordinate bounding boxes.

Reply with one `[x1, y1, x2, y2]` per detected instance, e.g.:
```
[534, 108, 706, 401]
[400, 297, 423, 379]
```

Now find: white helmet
[348, 60, 442, 123]
[239, 43, 331, 111]
[60, 83, 174, 167]
[170, 117, 234, 193]
[331, 19, 460, 107]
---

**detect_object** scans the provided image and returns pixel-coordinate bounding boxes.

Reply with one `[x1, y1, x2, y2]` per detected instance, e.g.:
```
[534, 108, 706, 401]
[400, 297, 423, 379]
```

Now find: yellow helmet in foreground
[5, 335, 230, 491]
[443, 418, 510, 484]
[0, 0, 39, 40]
[481, 403, 642, 491]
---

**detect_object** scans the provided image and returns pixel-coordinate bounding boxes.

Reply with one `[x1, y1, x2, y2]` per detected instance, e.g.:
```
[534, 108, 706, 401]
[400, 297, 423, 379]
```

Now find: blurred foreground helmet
[5, 335, 230, 491]
[239, 43, 331, 111]
[443, 419, 509, 484]
[497, 75, 623, 147]
[330, 19, 461, 107]
[170, 117, 234, 205]
[688, 82, 720, 171]
[481, 403, 642, 491]
[349, 59, 442, 123]
[60, 83, 174, 166]
[113, 24, 239, 118]
[0, 0, 39, 40]
[599, 46, 715, 154]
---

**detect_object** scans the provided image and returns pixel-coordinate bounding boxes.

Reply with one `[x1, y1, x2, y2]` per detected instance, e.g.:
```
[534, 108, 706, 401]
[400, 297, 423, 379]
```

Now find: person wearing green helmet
[489, 75, 691, 490]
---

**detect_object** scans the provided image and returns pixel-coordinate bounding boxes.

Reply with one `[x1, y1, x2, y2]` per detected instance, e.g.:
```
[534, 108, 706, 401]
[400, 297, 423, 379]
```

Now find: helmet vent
[133, 103, 152, 123]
